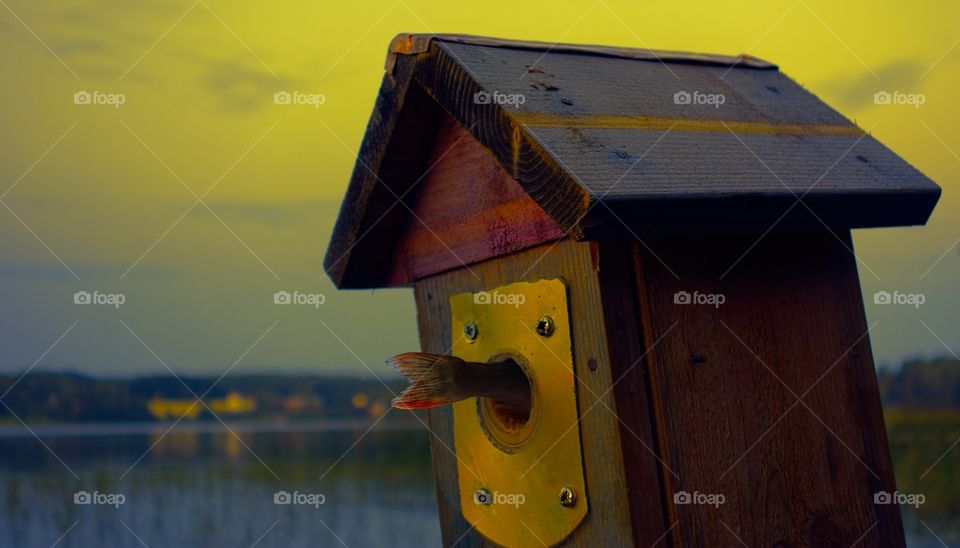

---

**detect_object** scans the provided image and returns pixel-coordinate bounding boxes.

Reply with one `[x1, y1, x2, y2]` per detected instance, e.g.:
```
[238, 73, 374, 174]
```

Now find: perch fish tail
[387, 352, 460, 410]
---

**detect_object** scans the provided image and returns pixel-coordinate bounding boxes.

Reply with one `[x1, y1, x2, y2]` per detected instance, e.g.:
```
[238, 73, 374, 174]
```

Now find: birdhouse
[324, 34, 940, 547]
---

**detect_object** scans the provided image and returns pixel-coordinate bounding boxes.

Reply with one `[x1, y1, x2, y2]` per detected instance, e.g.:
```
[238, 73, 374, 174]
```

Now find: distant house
[147, 391, 256, 420]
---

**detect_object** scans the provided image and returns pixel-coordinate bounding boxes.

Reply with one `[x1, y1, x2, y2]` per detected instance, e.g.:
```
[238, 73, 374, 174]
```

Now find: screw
[535, 315, 555, 337]
[464, 322, 478, 341]
[559, 486, 576, 507]
[474, 488, 492, 505]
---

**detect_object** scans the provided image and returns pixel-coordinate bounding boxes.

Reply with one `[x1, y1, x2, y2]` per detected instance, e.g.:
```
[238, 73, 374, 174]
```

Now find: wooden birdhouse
[324, 34, 940, 547]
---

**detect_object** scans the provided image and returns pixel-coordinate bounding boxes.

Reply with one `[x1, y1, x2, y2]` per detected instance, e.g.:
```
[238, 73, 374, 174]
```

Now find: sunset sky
[0, 0, 957, 376]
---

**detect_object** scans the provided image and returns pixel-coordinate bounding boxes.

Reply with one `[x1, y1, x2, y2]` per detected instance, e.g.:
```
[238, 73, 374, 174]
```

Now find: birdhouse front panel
[413, 240, 641, 546]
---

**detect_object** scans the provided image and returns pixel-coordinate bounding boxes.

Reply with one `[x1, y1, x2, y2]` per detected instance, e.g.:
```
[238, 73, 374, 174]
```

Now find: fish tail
[387, 352, 459, 410]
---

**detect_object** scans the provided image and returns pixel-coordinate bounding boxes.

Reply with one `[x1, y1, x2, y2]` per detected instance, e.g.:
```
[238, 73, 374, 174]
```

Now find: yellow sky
[0, 0, 957, 375]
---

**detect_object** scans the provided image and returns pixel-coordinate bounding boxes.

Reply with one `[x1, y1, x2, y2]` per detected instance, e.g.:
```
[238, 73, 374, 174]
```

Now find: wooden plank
[631, 230, 903, 547]
[595, 240, 671, 546]
[385, 114, 565, 284]
[413, 44, 591, 232]
[388, 33, 778, 71]
[518, 125, 938, 232]
[323, 55, 445, 288]
[427, 40, 938, 228]
[324, 39, 939, 289]
[414, 239, 635, 547]
[519, 127, 919, 199]
[434, 41, 838, 126]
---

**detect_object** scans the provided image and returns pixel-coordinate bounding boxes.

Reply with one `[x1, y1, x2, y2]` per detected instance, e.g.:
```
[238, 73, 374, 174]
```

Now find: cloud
[185, 199, 334, 227]
[0, 262, 77, 281]
[198, 55, 290, 113]
[0, 260, 179, 280]
[45, 36, 108, 56]
[818, 59, 926, 110]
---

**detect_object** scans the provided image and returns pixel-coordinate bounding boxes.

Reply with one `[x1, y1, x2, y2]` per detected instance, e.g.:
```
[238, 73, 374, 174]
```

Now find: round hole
[476, 354, 537, 453]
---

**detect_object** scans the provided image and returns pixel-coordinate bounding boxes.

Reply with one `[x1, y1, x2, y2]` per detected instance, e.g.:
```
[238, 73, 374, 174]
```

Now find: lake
[0, 414, 957, 547]
[0, 419, 441, 547]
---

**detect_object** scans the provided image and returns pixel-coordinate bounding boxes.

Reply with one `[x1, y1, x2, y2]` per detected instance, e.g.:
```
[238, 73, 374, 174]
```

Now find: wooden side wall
[612, 231, 903, 547]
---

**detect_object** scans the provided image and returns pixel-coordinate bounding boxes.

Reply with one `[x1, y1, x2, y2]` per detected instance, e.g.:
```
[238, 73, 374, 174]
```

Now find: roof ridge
[386, 33, 777, 73]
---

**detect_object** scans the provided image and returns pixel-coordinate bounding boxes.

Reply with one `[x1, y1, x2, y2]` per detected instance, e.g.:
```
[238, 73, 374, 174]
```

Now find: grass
[885, 409, 960, 530]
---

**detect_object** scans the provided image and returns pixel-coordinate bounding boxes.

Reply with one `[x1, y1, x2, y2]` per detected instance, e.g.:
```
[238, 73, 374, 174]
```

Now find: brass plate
[450, 279, 587, 546]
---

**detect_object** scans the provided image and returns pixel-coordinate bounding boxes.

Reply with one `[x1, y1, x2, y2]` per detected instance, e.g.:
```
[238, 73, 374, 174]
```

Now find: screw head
[559, 486, 577, 507]
[464, 322, 478, 341]
[474, 488, 492, 505]
[535, 315, 555, 337]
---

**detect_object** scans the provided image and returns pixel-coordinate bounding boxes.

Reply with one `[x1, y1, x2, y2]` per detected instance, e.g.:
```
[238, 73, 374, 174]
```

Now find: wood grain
[386, 114, 565, 284]
[413, 44, 591, 232]
[595, 240, 671, 546]
[323, 55, 445, 288]
[325, 37, 939, 289]
[631, 230, 903, 547]
[414, 239, 636, 547]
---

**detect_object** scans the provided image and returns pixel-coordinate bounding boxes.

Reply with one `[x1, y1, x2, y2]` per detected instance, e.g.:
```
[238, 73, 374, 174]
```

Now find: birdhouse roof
[324, 33, 940, 288]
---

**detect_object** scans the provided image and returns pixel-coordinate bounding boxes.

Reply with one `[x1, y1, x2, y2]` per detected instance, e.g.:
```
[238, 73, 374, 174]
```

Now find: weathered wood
[414, 239, 636, 547]
[324, 35, 940, 289]
[412, 44, 590, 233]
[387, 33, 778, 71]
[323, 56, 445, 288]
[420, 39, 938, 235]
[411, 231, 903, 547]
[595, 239, 671, 546]
[630, 230, 903, 547]
[386, 115, 565, 284]
[323, 33, 927, 548]
[429, 38, 938, 224]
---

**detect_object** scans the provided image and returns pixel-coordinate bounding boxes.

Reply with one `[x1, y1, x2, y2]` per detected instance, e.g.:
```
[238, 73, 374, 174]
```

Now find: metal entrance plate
[450, 278, 587, 546]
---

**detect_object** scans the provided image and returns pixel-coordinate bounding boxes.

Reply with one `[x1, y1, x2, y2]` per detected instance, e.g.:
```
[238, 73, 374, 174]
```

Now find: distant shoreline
[0, 416, 426, 439]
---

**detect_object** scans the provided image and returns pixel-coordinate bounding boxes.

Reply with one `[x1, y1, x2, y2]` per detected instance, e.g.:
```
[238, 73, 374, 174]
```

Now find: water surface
[0, 419, 440, 547]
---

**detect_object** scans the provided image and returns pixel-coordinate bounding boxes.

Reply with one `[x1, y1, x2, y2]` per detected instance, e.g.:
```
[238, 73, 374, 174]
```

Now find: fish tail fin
[387, 352, 459, 410]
